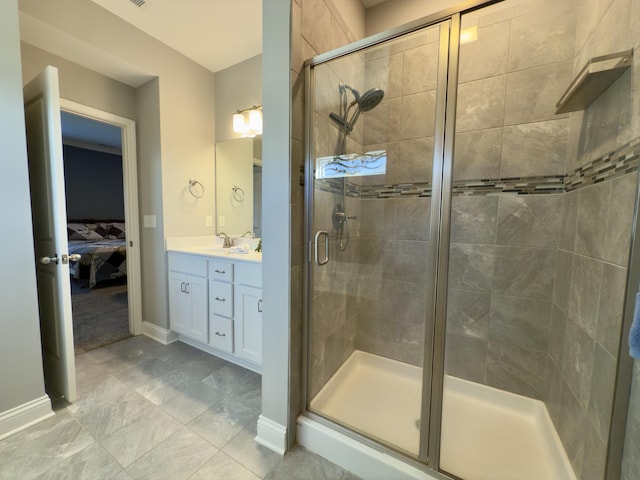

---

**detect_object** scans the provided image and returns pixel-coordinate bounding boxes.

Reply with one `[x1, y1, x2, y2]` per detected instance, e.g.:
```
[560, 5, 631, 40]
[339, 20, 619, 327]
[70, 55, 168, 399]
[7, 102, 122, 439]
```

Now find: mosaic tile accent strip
[314, 137, 640, 199]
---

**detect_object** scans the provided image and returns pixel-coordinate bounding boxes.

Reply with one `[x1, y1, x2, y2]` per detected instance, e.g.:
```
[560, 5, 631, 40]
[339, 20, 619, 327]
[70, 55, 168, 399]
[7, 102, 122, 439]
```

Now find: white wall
[0, 0, 48, 420]
[365, 0, 460, 36]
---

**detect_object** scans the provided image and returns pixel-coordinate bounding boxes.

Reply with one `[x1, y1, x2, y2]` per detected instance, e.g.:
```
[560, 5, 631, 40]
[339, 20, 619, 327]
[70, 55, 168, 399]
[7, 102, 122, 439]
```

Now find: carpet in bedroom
[71, 279, 131, 354]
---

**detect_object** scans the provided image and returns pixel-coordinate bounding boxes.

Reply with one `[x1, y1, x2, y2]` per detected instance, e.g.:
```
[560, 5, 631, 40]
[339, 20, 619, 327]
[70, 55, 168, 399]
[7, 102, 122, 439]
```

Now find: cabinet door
[234, 285, 262, 365]
[186, 274, 208, 344]
[169, 271, 190, 336]
[168, 271, 208, 343]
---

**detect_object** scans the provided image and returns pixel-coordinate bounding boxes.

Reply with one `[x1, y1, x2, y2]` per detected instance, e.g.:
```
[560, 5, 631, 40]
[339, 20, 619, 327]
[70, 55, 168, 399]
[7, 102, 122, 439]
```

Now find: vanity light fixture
[233, 105, 263, 137]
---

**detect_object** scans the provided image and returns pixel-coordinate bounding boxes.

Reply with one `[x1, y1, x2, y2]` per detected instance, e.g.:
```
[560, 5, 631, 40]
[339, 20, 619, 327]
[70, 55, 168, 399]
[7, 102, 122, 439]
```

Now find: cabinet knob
[215, 269, 226, 274]
[215, 297, 226, 302]
[215, 331, 226, 337]
[258, 299, 263, 312]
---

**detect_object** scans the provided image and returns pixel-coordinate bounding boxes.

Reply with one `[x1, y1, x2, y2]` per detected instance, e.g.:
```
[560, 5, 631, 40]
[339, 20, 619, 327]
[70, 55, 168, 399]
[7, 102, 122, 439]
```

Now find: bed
[67, 222, 127, 288]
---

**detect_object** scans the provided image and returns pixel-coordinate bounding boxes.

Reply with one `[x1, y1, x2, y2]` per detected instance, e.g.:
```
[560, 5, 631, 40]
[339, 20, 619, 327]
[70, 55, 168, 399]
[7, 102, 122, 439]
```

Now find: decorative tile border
[314, 137, 640, 199]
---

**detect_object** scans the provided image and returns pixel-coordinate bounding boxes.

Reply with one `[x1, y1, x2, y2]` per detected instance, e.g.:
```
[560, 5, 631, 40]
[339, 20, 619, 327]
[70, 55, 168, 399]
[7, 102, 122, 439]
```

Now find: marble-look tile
[485, 341, 547, 399]
[152, 340, 214, 368]
[553, 250, 573, 314]
[100, 405, 182, 467]
[456, 75, 506, 132]
[396, 137, 434, 184]
[301, 0, 332, 56]
[458, 21, 509, 83]
[576, 182, 610, 260]
[545, 357, 563, 429]
[202, 363, 262, 401]
[597, 263, 627, 357]
[567, 255, 604, 337]
[489, 295, 551, 351]
[504, 61, 572, 125]
[448, 243, 495, 293]
[400, 91, 437, 141]
[264, 446, 346, 480]
[31, 442, 122, 480]
[444, 333, 487, 383]
[135, 368, 209, 407]
[558, 380, 586, 479]
[390, 321, 424, 367]
[401, 42, 439, 95]
[357, 198, 396, 240]
[392, 240, 430, 284]
[549, 306, 567, 367]
[394, 197, 431, 241]
[581, 415, 608, 480]
[508, 4, 575, 72]
[190, 451, 260, 480]
[604, 172, 637, 267]
[110, 472, 133, 480]
[496, 195, 562, 248]
[558, 191, 578, 251]
[445, 288, 490, 339]
[364, 52, 403, 100]
[222, 425, 282, 478]
[561, 320, 596, 410]
[621, 386, 640, 480]
[452, 127, 502, 181]
[362, 97, 402, 144]
[125, 428, 216, 480]
[492, 246, 556, 300]
[587, 344, 616, 443]
[188, 388, 261, 449]
[116, 358, 176, 390]
[71, 390, 153, 440]
[159, 379, 224, 424]
[500, 119, 568, 177]
[450, 196, 498, 245]
[0, 411, 94, 480]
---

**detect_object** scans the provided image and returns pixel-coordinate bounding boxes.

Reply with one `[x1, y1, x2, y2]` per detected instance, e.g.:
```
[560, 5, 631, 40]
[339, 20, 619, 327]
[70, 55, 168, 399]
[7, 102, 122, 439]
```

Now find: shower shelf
[555, 49, 633, 114]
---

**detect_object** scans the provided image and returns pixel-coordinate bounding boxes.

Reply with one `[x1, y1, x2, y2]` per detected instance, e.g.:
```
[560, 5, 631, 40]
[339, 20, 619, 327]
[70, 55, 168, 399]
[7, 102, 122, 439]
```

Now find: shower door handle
[314, 231, 329, 266]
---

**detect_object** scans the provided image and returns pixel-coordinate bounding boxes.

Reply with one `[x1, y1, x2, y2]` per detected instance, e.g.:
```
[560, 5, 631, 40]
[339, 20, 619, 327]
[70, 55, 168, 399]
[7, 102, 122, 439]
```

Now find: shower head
[355, 88, 384, 112]
[329, 85, 385, 136]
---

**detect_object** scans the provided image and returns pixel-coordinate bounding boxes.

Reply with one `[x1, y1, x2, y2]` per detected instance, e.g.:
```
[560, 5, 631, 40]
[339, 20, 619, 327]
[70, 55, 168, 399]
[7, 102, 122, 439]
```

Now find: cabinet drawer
[209, 260, 233, 282]
[210, 280, 233, 318]
[236, 262, 262, 287]
[209, 315, 233, 353]
[168, 253, 207, 277]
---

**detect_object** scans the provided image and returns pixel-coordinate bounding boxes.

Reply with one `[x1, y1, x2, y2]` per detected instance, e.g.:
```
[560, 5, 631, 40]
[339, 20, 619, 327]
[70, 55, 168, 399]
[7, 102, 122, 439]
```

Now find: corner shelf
[555, 49, 633, 114]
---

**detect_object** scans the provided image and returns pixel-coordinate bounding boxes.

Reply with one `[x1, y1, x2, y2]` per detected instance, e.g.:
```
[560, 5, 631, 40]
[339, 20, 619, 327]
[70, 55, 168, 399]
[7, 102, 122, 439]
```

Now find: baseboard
[142, 321, 178, 345]
[255, 414, 287, 455]
[0, 396, 53, 441]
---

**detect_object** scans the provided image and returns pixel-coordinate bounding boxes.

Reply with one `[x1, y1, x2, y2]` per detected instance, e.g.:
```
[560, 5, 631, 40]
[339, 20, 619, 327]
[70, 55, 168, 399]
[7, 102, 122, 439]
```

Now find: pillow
[94, 223, 110, 238]
[107, 222, 126, 239]
[67, 223, 103, 241]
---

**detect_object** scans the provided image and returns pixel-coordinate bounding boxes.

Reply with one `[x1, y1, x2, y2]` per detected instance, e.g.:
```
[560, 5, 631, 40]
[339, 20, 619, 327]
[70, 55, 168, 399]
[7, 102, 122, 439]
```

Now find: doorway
[59, 100, 143, 352]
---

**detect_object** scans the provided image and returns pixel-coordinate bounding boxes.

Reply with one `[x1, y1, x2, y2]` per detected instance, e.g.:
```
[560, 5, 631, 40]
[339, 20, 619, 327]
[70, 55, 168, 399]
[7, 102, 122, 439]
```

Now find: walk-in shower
[302, 0, 639, 479]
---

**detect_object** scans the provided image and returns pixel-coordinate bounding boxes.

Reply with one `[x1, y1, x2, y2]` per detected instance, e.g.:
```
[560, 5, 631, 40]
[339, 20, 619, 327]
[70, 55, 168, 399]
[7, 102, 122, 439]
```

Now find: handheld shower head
[357, 88, 384, 112]
[329, 84, 385, 135]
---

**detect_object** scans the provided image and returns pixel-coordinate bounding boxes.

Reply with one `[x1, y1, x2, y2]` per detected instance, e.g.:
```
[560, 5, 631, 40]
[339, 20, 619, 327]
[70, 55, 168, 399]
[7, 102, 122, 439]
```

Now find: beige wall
[19, 0, 217, 329]
[0, 0, 47, 421]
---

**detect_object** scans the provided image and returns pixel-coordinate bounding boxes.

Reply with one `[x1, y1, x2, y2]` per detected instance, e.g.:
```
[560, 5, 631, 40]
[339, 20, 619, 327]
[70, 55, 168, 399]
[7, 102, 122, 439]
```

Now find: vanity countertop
[166, 235, 261, 264]
[168, 245, 261, 263]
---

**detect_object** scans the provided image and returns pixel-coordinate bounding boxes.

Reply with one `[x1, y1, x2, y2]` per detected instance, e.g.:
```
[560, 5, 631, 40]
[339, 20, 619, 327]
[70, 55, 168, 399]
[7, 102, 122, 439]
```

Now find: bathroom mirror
[215, 136, 262, 237]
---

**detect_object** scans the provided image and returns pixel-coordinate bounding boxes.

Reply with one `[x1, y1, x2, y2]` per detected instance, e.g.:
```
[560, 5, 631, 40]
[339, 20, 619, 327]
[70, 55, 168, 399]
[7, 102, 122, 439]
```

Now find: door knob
[39, 255, 59, 265]
[69, 254, 81, 262]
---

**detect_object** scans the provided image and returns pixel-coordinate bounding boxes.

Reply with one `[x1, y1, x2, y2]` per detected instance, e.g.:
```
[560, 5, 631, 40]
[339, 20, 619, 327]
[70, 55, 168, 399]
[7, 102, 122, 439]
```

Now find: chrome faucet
[218, 232, 232, 248]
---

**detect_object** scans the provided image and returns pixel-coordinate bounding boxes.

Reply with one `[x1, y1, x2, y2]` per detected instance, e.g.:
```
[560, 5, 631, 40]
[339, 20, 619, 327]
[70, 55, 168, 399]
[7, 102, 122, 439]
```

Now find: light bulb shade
[233, 112, 247, 133]
[249, 109, 262, 133]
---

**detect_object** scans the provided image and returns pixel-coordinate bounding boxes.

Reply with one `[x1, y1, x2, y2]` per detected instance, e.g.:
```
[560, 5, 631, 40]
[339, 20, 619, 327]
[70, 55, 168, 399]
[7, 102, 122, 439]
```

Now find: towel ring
[188, 179, 204, 198]
[232, 185, 245, 203]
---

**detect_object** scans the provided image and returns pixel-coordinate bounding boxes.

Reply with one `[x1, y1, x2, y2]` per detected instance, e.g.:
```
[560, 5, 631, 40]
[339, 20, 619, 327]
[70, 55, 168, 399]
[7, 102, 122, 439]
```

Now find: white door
[23, 66, 77, 402]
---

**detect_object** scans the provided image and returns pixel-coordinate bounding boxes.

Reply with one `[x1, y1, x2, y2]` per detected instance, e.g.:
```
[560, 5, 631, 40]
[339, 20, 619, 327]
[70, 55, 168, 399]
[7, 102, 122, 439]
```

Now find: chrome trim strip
[418, 20, 452, 464]
[607, 169, 640, 479]
[303, 0, 502, 68]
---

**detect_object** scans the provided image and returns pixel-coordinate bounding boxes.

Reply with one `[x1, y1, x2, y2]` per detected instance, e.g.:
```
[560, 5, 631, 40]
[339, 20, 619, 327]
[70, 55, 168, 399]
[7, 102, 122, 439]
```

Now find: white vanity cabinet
[168, 253, 208, 344]
[167, 249, 262, 371]
[234, 263, 262, 365]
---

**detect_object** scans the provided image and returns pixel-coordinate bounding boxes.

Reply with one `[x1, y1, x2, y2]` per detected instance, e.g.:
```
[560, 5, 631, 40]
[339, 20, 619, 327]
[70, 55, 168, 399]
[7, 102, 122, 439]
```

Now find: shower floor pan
[310, 350, 575, 480]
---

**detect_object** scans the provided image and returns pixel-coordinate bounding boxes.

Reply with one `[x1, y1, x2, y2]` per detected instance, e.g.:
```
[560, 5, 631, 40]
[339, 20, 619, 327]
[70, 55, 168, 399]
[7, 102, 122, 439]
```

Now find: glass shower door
[305, 21, 450, 460]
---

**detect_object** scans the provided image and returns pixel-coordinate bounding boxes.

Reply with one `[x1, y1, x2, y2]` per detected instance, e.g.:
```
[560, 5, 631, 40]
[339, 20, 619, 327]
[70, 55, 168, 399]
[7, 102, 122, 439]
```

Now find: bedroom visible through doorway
[61, 111, 131, 354]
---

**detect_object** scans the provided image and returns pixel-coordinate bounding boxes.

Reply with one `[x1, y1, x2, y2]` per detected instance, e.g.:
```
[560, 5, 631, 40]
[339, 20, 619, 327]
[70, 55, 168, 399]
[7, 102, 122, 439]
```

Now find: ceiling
[88, 0, 262, 74]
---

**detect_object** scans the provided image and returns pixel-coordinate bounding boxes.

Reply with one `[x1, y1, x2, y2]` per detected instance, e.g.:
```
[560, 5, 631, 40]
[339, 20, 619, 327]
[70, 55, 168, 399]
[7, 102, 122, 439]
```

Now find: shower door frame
[302, 0, 500, 476]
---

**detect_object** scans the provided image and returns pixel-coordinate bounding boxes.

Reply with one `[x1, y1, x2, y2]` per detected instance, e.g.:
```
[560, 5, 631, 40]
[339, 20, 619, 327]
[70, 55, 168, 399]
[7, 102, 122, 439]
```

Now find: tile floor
[0, 336, 360, 480]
